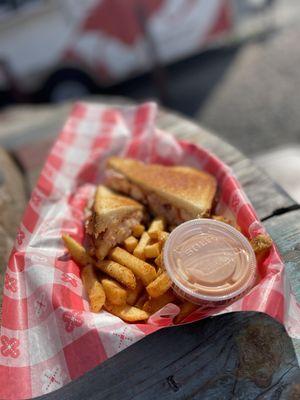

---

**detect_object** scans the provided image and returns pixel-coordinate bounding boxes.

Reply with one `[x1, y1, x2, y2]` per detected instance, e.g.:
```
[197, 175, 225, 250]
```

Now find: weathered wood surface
[264, 210, 300, 309]
[38, 312, 300, 400]
[0, 147, 26, 308]
[264, 209, 300, 359]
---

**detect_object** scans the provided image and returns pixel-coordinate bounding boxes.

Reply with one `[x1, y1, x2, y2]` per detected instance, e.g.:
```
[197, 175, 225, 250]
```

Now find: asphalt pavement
[197, 22, 300, 156]
[110, 0, 300, 157]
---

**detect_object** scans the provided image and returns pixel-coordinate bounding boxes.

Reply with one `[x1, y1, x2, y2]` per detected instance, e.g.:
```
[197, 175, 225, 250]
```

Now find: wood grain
[37, 312, 300, 400]
[264, 209, 300, 301]
[0, 148, 26, 314]
[264, 210, 300, 360]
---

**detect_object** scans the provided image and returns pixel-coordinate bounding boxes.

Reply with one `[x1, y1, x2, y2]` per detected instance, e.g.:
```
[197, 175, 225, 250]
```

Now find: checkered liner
[1, 102, 299, 399]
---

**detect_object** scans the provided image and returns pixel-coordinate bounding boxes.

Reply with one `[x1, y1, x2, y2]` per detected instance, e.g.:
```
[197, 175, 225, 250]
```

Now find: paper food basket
[1, 102, 299, 399]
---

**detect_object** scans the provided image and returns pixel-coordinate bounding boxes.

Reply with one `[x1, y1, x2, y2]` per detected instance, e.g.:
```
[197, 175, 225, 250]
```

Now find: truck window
[0, 0, 42, 11]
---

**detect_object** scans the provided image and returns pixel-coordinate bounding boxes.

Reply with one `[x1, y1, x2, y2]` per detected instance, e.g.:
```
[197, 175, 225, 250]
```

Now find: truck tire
[42, 68, 97, 103]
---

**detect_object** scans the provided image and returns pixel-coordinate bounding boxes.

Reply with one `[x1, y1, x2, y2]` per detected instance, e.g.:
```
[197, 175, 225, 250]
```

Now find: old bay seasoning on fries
[62, 212, 175, 323]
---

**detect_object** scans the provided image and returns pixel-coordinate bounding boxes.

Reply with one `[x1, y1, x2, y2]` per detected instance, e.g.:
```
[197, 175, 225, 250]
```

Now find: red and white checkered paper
[1, 102, 300, 399]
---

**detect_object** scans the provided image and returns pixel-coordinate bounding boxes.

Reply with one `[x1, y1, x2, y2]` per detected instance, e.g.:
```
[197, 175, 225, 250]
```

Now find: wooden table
[2, 100, 300, 399]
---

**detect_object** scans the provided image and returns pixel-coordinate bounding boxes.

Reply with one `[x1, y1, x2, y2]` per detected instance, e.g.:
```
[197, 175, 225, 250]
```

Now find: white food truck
[0, 0, 272, 102]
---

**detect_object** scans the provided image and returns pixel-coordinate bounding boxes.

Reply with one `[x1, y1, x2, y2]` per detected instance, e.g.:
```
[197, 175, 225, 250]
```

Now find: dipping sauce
[163, 219, 257, 305]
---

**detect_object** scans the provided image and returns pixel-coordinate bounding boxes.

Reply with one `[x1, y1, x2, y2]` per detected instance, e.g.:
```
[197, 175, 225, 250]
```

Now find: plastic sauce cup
[163, 219, 257, 306]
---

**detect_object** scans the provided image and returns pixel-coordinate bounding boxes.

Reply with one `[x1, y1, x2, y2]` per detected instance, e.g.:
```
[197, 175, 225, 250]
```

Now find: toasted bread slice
[106, 157, 217, 225]
[86, 185, 143, 260]
[87, 185, 143, 235]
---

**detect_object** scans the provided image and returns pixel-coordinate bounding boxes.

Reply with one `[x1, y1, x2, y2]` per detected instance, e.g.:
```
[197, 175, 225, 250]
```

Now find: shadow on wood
[37, 311, 300, 400]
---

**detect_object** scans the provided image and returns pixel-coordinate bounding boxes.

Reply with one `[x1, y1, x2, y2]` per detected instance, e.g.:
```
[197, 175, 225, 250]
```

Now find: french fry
[96, 260, 136, 290]
[135, 292, 148, 309]
[124, 235, 138, 253]
[127, 280, 144, 305]
[148, 217, 165, 238]
[101, 278, 127, 306]
[157, 231, 169, 244]
[105, 302, 149, 322]
[146, 272, 172, 298]
[62, 234, 92, 266]
[250, 234, 273, 265]
[132, 224, 145, 238]
[250, 234, 273, 254]
[143, 290, 176, 314]
[144, 243, 160, 259]
[154, 253, 162, 268]
[81, 265, 105, 312]
[174, 302, 198, 324]
[133, 232, 150, 260]
[109, 247, 156, 286]
[157, 266, 164, 276]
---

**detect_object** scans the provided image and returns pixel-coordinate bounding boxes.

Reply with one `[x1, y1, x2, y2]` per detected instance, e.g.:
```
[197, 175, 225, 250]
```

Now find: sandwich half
[86, 185, 143, 260]
[105, 157, 217, 226]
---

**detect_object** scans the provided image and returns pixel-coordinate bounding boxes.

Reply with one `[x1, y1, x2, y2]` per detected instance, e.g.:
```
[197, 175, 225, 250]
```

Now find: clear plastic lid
[163, 219, 257, 303]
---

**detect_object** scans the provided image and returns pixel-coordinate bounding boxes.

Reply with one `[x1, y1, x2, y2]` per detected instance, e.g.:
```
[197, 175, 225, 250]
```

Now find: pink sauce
[163, 219, 256, 304]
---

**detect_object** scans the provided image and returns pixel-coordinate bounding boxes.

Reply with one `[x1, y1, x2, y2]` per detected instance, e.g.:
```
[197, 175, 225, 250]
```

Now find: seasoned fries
[96, 260, 136, 290]
[250, 234, 273, 254]
[154, 253, 162, 268]
[148, 217, 165, 238]
[62, 188, 223, 325]
[133, 232, 150, 259]
[144, 242, 160, 259]
[81, 265, 106, 312]
[62, 234, 92, 266]
[127, 280, 144, 306]
[174, 302, 198, 324]
[109, 247, 156, 286]
[157, 231, 169, 244]
[124, 235, 138, 253]
[132, 224, 145, 238]
[146, 272, 172, 298]
[105, 302, 149, 322]
[143, 290, 176, 314]
[101, 278, 127, 306]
